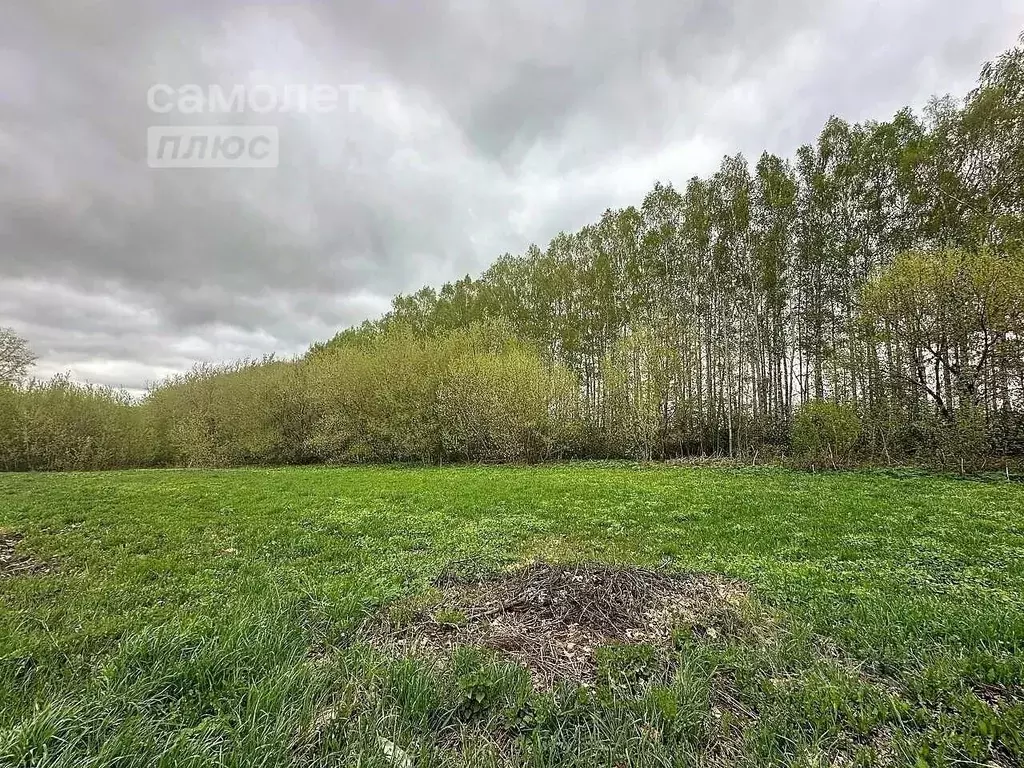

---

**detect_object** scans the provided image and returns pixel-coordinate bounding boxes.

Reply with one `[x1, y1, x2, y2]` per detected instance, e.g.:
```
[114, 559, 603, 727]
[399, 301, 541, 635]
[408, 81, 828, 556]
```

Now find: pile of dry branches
[375, 561, 748, 686]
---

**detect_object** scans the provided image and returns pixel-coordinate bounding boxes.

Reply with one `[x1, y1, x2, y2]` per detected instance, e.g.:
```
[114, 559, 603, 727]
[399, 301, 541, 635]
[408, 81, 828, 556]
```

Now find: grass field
[1, 465, 1023, 767]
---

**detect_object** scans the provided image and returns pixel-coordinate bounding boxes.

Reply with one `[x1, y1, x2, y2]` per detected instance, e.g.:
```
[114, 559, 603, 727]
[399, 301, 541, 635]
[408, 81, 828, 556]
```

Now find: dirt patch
[0, 532, 52, 578]
[973, 682, 1024, 711]
[371, 561, 749, 687]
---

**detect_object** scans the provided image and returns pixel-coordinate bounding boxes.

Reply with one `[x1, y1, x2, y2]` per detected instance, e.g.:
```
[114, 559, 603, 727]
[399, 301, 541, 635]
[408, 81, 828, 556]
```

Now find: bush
[918, 404, 990, 472]
[790, 401, 862, 468]
[305, 329, 444, 463]
[0, 375, 148, 471]
[304, 322, 578, 465]
[437, 344, 579, 463]
[143, 359, 315, 468]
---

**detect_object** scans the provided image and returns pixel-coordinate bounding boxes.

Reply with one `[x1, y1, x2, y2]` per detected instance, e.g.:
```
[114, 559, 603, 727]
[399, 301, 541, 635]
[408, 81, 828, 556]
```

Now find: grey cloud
[1, 0, 1022, 391]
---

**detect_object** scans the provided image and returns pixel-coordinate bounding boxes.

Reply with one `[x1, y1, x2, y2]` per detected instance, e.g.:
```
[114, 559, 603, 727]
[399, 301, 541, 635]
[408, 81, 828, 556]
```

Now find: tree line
[2, 35, 1023, 471]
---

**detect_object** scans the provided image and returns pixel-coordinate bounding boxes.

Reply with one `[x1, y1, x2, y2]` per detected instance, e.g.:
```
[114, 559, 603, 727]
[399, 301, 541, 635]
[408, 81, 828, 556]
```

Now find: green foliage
[595, 643, 663, 693]
[862, 249, 1024, 422]
[305, 325, 457, 464]
[0, 375, 147, 471]
[143, 358, 315, 468]
[455, 669, 503, 719]
[432, 608, 467, 627]
[438, 341, 579, 463]
[922, 404, 991, 471]
[791, 401, 862, 467]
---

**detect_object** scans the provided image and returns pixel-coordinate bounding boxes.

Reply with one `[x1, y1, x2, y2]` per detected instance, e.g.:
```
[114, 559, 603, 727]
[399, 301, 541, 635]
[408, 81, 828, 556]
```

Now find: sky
[2, 1, 1023, 393]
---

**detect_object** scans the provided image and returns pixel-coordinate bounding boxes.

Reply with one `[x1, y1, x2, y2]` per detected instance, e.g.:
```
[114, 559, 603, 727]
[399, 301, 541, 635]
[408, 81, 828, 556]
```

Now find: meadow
[1, 464, 1022, 767]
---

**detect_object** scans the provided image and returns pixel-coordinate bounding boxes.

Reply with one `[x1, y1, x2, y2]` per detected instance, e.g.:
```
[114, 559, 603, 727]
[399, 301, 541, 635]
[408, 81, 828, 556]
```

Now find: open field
[1, 465, 1023, 767]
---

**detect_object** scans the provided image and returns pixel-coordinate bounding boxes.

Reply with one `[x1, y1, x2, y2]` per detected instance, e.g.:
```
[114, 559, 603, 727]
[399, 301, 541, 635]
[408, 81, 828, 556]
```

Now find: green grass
[1, 464, 1023, 767]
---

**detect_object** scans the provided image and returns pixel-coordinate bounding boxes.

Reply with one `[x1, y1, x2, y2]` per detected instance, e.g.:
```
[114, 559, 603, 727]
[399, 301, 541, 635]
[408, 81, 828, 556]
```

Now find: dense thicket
[0, 376, 146, 471]
[3, 36, 1024, 471]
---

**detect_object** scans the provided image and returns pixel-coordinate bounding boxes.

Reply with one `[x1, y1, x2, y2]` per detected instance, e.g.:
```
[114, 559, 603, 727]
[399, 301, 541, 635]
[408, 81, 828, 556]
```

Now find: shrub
[305, 329, 444, 463]
[791, 401, 862, 468]
[437, 344, 579, 463]
[0, 375, 148, 471]
[143, 359, 315, 468]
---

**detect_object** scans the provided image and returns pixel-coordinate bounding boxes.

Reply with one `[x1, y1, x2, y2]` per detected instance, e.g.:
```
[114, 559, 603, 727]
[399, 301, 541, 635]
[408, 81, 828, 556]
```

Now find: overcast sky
[2, 1, 1022, 392]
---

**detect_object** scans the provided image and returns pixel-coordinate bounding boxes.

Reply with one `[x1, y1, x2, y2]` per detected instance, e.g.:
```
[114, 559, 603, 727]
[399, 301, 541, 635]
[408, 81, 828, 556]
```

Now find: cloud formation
[2, 0, 1022, 391]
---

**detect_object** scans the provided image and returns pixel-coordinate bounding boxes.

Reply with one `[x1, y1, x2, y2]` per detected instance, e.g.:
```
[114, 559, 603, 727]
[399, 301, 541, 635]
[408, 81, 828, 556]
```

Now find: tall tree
[0, 328, 35, 385]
